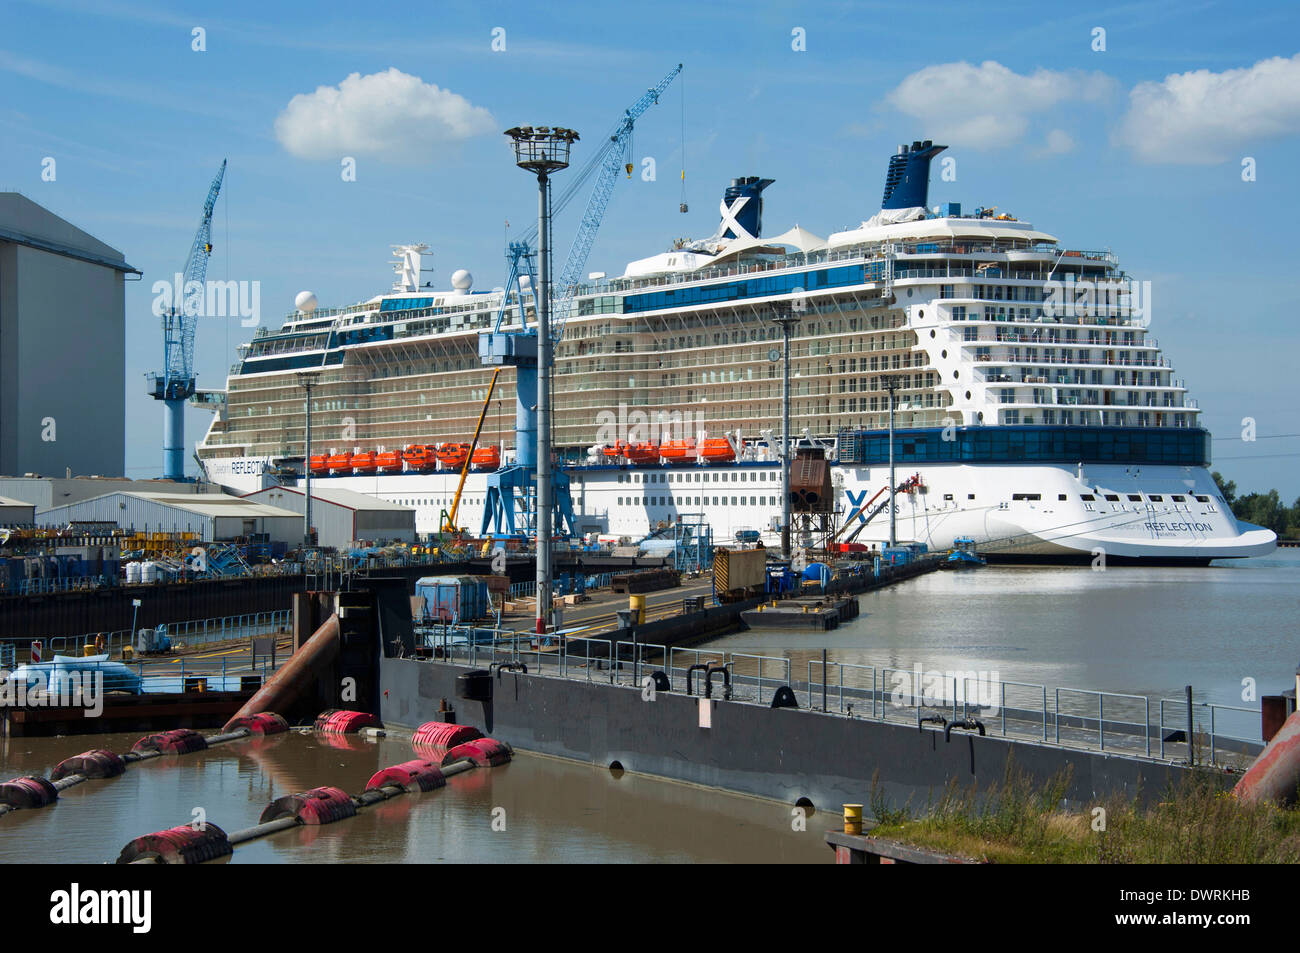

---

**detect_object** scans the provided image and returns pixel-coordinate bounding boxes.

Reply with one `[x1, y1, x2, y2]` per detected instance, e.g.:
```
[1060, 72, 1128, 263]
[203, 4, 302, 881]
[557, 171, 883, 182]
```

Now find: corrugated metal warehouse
[0, 475, 222, 509]
[35, 490, 301, 544]
[0, 494, 36, 525]
[241, 486, 415, 549]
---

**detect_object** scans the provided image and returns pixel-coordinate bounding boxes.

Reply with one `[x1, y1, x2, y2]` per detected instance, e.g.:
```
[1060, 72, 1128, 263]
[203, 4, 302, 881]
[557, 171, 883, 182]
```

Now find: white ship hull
[204, 454, 1274, 563]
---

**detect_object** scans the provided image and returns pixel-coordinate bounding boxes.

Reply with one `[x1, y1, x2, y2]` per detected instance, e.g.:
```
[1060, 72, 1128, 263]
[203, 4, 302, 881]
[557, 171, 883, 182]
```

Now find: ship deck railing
[416, 632, 1263, 768]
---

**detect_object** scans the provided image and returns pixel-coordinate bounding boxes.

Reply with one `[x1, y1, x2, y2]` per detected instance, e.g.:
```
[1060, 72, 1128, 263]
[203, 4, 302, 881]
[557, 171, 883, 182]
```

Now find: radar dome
[451, 269, 473, 292]
[295, 291, 318, 313]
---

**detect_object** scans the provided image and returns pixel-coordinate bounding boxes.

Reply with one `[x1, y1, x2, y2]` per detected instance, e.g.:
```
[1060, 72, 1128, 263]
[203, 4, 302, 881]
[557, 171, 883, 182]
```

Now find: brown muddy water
[0, 730, 828, 864]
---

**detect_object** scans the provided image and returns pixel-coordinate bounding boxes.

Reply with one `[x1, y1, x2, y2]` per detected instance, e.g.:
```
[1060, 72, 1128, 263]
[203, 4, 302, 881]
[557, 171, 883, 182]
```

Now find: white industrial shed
[35, 491, 301, 544]
[241, 486, 415, 550]
[0, 494, 35, 525]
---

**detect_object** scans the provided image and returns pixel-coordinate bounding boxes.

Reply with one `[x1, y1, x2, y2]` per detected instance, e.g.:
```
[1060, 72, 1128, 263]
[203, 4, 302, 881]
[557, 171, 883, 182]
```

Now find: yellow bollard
[629, 593, 646, 625]
[82, 642, 97, 657]
[844, 803, 863, 835]
[121, 644, 134, 661]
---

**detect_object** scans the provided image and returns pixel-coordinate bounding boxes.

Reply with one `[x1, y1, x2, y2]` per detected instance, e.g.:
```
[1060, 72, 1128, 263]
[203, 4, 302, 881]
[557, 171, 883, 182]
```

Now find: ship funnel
[719, 176, 775, 240]
[881, 140, 946, 210]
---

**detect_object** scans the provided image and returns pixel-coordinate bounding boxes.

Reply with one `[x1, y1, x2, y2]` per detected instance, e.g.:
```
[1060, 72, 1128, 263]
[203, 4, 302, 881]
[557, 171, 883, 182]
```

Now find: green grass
[865, 763, 1300, 863]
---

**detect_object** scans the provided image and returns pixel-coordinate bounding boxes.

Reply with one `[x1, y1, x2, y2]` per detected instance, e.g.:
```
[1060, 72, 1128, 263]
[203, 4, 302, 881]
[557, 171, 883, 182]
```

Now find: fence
[411, 632, 1263, 765]
[2, 655, 276, 696]
[2, 609, 292, 661]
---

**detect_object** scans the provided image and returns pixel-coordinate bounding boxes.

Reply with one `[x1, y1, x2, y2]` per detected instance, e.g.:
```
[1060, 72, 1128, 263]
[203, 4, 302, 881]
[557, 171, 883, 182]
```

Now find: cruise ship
[196, 141, 1276, 564]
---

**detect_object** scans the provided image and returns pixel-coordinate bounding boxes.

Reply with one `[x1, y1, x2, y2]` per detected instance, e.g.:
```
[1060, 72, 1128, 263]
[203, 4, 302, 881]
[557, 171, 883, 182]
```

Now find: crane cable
[680, 71, 688, 212]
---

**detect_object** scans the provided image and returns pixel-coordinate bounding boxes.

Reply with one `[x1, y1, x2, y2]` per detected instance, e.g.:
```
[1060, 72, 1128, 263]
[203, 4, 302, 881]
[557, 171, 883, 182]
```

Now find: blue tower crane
[551, 62, 681, 342]
[149, 159, 226, 481]
[478, 66, 681, 540]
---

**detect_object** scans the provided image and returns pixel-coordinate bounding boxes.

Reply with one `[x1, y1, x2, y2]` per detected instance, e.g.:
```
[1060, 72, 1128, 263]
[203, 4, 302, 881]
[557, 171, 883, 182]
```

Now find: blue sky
[2, 0, 1298, 495]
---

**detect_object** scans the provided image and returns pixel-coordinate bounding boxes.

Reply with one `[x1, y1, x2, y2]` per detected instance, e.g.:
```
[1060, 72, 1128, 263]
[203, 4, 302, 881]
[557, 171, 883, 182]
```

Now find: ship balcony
[995, 393, 1198, 410]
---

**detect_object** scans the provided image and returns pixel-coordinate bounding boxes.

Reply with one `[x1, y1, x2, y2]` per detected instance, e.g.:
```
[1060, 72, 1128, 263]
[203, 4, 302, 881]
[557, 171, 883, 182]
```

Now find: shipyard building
[0, 193, 135, 479]
[240, 486, 415, 550]
[35, 490, 301, 545]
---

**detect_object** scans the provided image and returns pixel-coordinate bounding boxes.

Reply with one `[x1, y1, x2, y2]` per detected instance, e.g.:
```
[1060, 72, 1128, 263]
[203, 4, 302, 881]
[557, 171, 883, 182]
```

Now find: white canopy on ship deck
[827, 217, 1057, 248]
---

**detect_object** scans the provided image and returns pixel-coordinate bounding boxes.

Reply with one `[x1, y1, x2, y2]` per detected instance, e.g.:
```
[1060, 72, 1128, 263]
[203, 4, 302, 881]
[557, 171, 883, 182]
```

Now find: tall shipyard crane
[149, 160, 226, 481]
[478, 66, 681, 540]
[513, 63, 682, 342]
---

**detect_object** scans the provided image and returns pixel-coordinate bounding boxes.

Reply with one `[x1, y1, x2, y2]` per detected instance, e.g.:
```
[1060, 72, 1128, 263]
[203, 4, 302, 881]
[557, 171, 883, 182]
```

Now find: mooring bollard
[843, 803, 863, 836]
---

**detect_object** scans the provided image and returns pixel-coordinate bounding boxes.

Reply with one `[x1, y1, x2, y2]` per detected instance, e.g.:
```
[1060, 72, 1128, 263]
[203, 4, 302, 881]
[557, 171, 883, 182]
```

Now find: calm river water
[716, 550, 1300, 708]
[0, 731, 826, 864]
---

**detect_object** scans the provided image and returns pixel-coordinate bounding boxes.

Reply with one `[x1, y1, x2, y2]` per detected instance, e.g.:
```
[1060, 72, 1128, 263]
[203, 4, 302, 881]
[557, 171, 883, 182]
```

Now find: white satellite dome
[295, 290, 318, 313]
[450, 269, 473, 293]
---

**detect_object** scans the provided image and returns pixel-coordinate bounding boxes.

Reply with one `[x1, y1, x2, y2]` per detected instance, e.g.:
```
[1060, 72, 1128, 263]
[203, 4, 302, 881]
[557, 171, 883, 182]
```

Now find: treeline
[1212, 472, 1300, 539]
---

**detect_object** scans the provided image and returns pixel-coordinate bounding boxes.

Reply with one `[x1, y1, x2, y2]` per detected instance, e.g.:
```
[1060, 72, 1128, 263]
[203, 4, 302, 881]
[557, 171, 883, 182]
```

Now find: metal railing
[5, 609, 291, 660]
[407, 637, 1263, 764]
[1, 655, 275, 696]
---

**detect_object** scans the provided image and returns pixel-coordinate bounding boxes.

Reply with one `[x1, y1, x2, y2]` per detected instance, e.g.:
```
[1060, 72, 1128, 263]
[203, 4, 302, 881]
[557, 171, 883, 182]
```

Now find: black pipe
[919, 714, 947, 733]
[944, 719, 986, 741]
[705, 664, 731, 701]
[685, 663, 709, 696]
[491, 661, 528, 679]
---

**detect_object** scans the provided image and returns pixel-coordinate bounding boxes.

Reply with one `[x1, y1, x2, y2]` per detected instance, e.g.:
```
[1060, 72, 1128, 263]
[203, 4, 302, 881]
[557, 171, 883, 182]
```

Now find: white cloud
[1043, 129, 1076, 155]
[1116, 54, 1300, 164]
[274, 68, 495, 161]
[886, 61, 1116, 149]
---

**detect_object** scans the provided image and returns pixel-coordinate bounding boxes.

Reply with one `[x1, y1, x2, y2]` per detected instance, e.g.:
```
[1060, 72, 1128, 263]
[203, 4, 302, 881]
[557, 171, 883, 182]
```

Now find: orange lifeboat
[471, 446, 500, 471]
[374, 450, 402, 473]
[698, 438, 736, 464]
[326, 452, 353, 474]
[308, 454, 329, 476]
[658, 439, 697, 465]
[623, 442, 660, 466]
[402, 445, 437, 472]
[436, 443, 471, 471]
[601, 442, 625, 461]
[351, 451, 378, 474]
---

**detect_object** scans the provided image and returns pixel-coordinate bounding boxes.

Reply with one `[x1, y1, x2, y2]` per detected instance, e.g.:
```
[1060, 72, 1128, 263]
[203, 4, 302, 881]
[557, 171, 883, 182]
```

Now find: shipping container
[414, 575, 491, 623]
[712, 546, 767, 602]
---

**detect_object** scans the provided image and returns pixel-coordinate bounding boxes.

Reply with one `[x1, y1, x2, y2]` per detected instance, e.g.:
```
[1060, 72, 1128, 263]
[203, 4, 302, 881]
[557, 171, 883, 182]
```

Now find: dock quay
[382, 646, 1247, 816]
[824, 830, 983, 865]
[3, 687, 258, 737]
[741, 595, 859, 630]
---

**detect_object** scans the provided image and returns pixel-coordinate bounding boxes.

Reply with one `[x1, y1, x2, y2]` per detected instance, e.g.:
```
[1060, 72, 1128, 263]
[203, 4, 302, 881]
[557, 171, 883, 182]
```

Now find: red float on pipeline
[226, 712, 290, 736]
[260, 786, 358, 826]
[366, 760, 447, 793]
[411, 721, 481, 754]
[443, 738, 513, 768]
[51, 749, 126, 781]
[313, 709, 382, 734]
[0, 776, 59, 809]
[131, 729, 208, 755]
[116, 824, 232, 864]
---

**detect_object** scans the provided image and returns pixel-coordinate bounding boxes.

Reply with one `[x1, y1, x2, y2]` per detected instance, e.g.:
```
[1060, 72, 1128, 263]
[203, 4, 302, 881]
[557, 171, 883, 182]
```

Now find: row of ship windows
[619, 496, 776, 508]
[1003, 492, 1214, 504]
[616, 471, 774, 484]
